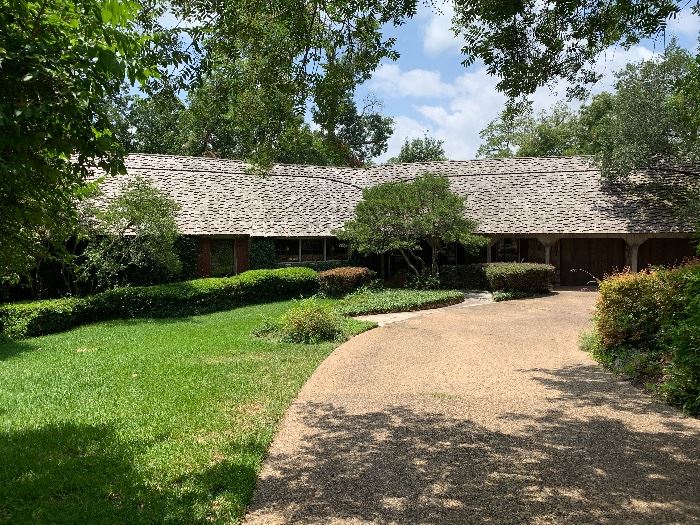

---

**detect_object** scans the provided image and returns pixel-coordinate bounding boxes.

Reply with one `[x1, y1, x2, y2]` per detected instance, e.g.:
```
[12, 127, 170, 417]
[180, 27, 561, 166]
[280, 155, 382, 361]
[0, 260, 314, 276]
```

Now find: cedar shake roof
[96, 154, 698, 237]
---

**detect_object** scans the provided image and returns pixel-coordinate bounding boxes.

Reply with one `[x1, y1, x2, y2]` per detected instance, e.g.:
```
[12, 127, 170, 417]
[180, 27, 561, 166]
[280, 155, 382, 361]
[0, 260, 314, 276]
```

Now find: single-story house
[99, 154, 698, 286]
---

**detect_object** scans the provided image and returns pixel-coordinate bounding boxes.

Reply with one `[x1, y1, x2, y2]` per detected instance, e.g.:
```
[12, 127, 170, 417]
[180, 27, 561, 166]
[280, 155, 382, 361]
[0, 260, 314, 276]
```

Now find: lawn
[0, 300, 371, 525]
[0, 288, 463, 524]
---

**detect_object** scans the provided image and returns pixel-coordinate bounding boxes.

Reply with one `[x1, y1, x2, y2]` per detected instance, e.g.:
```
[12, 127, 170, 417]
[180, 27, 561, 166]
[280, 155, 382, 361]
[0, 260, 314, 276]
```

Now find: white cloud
[373, 44, 657, 162]
[370, 64, 456, 98]
[422, 1, 462, 56]
[666, 10, 700, 38]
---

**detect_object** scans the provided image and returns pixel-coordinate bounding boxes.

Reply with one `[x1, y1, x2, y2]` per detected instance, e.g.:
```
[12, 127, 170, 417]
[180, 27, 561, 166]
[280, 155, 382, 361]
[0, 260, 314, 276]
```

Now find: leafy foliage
[78, 178, 181, 292]
[249, 238, 277, 270]
[388, 134, 447, 163]
[484, 263, 554, 293]
[335, 174, 487, 275]
[0, 267, 319, 339]
[334, 288, 464, 316]
[0, 0, 155, 280]
[318, 267, 377, 296]
[589, 262, 700, 414]
[280, 300, 343, 343]
[478, 98, 614, 158]
[452, 0, 688, 99]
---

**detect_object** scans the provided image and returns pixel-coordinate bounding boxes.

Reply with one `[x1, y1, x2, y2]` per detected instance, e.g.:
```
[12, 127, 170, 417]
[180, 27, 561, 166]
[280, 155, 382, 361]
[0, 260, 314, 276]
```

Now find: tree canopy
[0, 0, 156, 281]
[388, 135, 447, 163]
[335, 174, 487, 275]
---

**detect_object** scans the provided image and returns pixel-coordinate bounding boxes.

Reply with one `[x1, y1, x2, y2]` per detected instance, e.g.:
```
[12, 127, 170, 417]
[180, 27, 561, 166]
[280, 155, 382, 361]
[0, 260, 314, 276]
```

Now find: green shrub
[249, 237, 277, 270]
[407, 270, 441, 290]
[589, 261, 700, 415]
[492, 290, 548, 302]
[0, 267, 319, 339]
[318, 267, 376, 296]
[438, 264, 489, 290]
[595, 270, 673, 349]
[484, 262, 554, 293]
[280, 300, 342, 343]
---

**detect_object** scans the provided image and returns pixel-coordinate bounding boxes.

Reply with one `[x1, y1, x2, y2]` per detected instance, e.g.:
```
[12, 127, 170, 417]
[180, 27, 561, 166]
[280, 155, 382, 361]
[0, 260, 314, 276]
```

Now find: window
[326, 238, 348, 260]
[300, 239, 324, 261]
[275, 239, 299, 262]
[211, 240, 235, 276]
[497, 238, 520, 262]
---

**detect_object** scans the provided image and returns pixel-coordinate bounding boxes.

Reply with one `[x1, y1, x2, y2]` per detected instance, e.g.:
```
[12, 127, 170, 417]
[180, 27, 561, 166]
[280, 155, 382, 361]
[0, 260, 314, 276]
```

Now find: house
[99, 154, 698, 286]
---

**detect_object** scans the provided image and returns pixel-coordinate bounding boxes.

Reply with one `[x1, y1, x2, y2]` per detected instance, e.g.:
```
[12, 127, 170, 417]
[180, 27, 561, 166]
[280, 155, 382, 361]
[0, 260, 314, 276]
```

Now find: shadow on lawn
[0, 339, 40, 361]
[0, 422, 258, 524]
[248, 377, 700, 524]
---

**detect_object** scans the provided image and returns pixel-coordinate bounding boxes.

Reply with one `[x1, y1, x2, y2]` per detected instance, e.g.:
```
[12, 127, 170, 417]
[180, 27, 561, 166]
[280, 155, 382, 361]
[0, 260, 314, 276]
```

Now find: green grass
[0, 301, 372, 524]
[333, 288, 464, 316]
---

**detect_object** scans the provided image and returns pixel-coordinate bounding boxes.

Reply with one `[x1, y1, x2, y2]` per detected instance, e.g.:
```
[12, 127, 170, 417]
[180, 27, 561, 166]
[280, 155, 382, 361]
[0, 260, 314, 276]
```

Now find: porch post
[536, 235, 559, 266]
[624, 235, 648, 273]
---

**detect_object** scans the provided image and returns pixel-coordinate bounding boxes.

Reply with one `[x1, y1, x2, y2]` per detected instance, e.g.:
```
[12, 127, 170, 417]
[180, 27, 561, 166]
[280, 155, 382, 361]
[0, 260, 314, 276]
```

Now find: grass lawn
[0, 300, 372, 525]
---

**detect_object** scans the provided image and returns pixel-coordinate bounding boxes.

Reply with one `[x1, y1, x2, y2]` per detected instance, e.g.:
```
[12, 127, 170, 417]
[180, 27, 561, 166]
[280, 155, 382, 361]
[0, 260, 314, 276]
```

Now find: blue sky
[357, 2, 700, 162]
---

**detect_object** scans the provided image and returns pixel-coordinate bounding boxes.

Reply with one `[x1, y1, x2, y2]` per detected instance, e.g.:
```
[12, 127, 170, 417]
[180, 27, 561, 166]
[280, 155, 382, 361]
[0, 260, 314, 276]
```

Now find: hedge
[438, 262, 554, 292]
[318, 267, 376, 296]
[0, 267, 319, 340]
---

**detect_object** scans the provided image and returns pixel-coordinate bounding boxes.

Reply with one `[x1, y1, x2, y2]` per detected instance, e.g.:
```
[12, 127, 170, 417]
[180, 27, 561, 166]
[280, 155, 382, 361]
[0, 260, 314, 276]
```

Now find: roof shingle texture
[95, 154, 697, 236]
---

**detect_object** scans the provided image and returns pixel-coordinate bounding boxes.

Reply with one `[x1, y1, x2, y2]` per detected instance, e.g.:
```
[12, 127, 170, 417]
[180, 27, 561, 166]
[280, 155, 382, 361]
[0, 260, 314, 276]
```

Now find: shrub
[318, 267, 376, 296]
[589, 261, 700, 415]
[249, 238, 277, 270]
[280, 300, 342, 343]
[335, 289, 464, 316]
[594, 270, 672, 349]
[0, 267, 319, 339]
[438, 264, 489, 290]
[484, 262, 555, 293]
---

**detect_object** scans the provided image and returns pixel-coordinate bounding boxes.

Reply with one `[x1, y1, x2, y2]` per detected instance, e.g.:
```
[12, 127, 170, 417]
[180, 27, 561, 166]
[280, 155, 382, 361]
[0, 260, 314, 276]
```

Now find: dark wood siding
[638, 238, 697, 269]
[559, 238, 626, 286]
[235, 238, 250, 274]
[197, 238, 212, 277]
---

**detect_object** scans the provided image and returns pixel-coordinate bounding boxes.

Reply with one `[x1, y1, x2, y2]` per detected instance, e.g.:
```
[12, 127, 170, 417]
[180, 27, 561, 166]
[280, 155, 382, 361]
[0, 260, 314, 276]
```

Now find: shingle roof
[95, 154, 698, 236]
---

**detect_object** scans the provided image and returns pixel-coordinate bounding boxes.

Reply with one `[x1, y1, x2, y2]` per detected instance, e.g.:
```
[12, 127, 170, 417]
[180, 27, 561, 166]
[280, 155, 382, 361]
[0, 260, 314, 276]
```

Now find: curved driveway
[246, 291, 700, 525]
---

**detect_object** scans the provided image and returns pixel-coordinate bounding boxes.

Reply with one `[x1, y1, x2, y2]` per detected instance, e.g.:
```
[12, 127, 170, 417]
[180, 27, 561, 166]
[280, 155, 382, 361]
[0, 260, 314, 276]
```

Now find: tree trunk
[399, 249, 420, 276]
[429, 239, 440, 275]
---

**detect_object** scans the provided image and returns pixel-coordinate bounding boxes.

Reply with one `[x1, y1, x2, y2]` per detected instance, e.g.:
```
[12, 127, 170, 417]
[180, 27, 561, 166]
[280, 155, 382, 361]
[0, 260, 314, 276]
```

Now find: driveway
[245, 291, 700, 525]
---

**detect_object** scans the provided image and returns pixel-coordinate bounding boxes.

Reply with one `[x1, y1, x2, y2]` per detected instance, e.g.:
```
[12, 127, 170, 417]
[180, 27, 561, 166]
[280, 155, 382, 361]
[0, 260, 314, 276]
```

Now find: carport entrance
[559, 238, 626, 286]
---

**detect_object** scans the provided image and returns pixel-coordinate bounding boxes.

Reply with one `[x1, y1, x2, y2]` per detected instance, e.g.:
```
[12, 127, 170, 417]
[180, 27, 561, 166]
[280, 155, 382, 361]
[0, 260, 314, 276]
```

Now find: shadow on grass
[248, 374, 700, 524]
[0, 339, 40, 361]
[0, 423, 259, 524]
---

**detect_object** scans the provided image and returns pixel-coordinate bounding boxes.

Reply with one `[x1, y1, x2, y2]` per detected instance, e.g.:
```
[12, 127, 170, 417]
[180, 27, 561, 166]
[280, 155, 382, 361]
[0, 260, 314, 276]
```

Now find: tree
[335, 174, 487, 275]
[595, 44, 700, 179]
[388, 135, 447, 163]
[477, 99, 613, 158]
[78, 178, 181, 292]
[0, 0, 155, 281]
[451, 0, 692, 99]
[128, 88, 186, 155]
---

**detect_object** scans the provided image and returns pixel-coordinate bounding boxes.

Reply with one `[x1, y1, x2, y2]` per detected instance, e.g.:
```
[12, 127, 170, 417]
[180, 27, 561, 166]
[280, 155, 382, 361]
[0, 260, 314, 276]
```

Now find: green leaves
[388, 134, 447, 163]
[335, 174, 487, 274]
[0, 0, 157, 279]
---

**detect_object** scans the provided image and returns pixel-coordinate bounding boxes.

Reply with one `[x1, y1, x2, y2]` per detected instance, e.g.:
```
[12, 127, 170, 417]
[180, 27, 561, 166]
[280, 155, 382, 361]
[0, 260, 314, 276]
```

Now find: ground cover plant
[582, 261, 700, 415]
[0, 300, 373, 524]
[334, 288, 464, 316]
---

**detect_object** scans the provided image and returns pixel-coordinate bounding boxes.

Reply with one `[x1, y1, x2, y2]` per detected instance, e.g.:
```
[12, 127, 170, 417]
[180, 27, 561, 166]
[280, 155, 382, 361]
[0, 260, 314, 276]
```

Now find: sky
[355, 2, 700, 162]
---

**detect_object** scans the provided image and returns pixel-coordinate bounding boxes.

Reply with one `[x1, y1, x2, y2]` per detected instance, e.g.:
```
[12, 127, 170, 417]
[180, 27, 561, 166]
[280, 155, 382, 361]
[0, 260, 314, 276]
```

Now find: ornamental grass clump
[280, 300, 342, 344]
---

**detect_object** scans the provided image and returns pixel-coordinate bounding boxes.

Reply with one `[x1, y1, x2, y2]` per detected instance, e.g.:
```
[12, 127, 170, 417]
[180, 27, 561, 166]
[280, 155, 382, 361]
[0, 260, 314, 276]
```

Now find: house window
[301, 239, 324, 261]
[326, 238, 348, 260]
[211, 239, 235, 276]
[497, 238, 520, 262]
[276, 239, 300, 262]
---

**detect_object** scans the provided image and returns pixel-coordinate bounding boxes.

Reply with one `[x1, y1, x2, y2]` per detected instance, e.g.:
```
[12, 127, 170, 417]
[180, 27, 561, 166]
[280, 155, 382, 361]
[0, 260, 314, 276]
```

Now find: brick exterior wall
[235, 238, 249, 274]
[197, 238, 212, 277]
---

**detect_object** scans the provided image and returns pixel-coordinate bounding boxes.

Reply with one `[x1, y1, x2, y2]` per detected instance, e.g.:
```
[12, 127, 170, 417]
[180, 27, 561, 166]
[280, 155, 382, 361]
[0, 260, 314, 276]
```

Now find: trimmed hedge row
[0, 267, 319, 340]
[438, 262, 555, 292]
[318, 267, 377, 296]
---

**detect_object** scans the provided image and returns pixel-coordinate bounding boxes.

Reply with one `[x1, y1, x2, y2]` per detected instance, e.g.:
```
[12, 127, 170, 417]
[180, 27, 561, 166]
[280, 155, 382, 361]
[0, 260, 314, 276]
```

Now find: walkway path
[245, 291, 700, 524]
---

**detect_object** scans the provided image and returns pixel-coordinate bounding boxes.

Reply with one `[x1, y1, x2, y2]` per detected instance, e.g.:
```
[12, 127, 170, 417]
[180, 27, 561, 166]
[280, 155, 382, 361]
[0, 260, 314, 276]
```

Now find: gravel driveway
[245, 291, 700, 525]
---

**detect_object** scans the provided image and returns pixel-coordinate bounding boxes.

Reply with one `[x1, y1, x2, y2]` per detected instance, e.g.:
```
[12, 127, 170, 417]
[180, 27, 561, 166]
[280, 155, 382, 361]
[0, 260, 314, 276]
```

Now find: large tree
[0, 0, 155, 281]
[335, 174, 487, 275]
